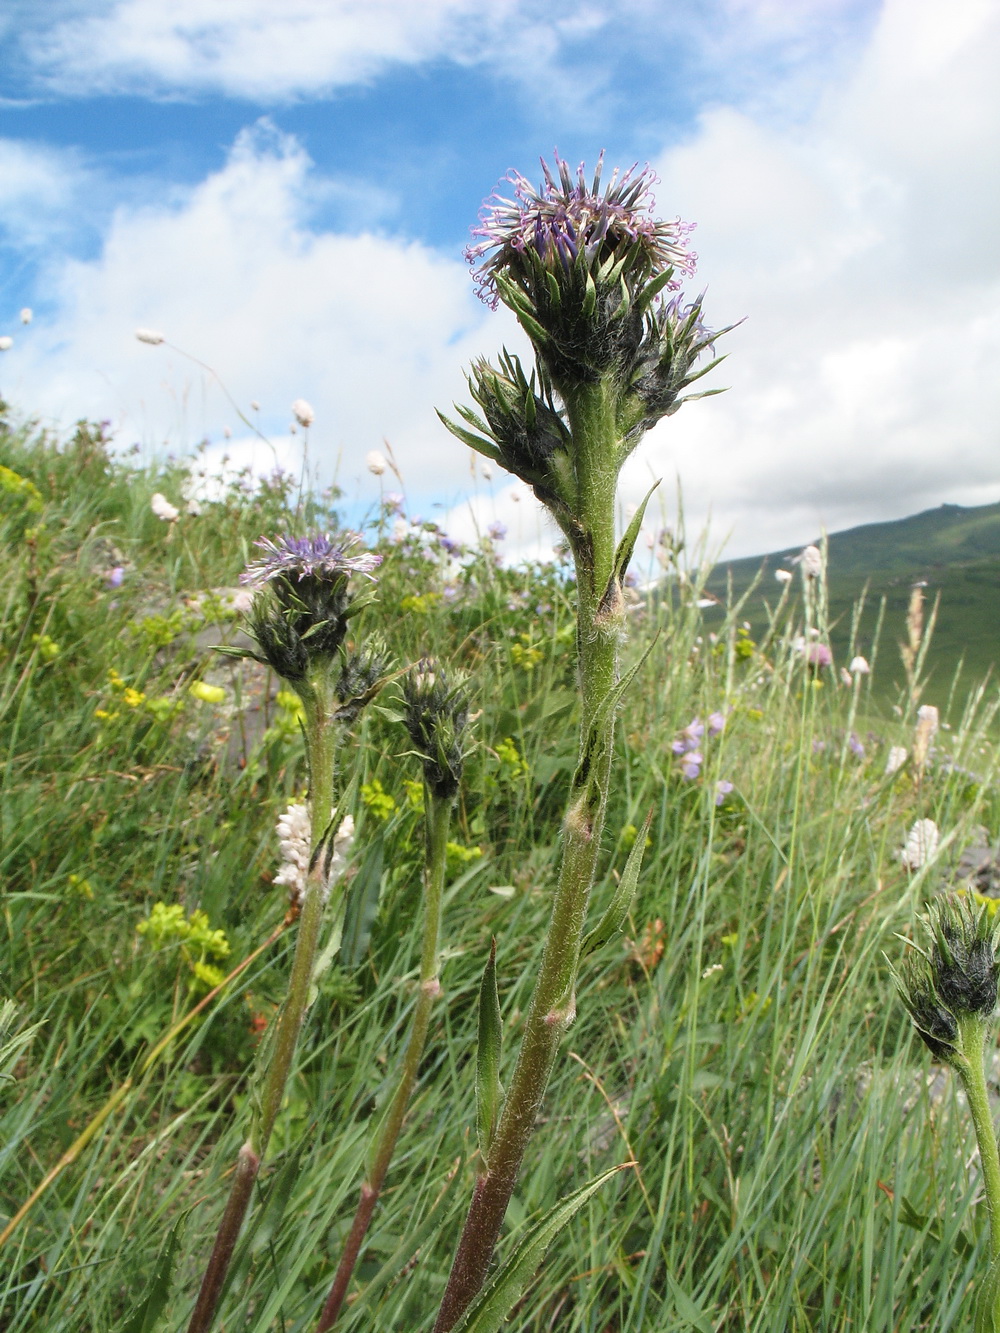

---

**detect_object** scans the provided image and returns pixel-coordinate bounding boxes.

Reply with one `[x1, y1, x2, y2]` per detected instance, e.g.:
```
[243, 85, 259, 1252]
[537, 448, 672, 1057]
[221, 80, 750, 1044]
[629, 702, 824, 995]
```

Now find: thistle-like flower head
[401, 659, 472, 801]
[467, 152, 696, 309]
[240, 533, 380, 683]
[893, 893, 1000, 1066]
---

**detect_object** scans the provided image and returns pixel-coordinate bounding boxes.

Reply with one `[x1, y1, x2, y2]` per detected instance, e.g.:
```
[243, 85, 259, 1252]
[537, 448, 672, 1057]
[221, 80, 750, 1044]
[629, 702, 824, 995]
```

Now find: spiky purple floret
[242, 532, 381, 587]
[467, 151, 697, 308]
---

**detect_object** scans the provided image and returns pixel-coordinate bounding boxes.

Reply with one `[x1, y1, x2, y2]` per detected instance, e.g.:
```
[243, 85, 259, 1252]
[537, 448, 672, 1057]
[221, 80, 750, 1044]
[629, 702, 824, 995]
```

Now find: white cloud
[2, 121, 525, 490]
[618, 0, 1000, 556]
[16, 0, 875, 110]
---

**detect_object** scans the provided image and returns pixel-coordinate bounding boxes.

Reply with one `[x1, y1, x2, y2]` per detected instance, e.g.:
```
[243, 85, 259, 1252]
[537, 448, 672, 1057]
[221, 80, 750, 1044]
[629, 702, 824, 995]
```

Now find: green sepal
[450, 1164, 629, 1333]
[582, 271, 597, 319]
[476, 937, 503, 1159]
[582, 811, 653, 956]
[436, 410, 503, 462]
[612, 479, 660, 586]
[634, 265, 677, 313]
[212, 642, 270, 668]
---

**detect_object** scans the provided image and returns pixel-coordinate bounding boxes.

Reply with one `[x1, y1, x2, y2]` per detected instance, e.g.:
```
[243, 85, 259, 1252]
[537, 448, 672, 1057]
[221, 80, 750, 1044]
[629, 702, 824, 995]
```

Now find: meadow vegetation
[2, 406, 1000, 1329]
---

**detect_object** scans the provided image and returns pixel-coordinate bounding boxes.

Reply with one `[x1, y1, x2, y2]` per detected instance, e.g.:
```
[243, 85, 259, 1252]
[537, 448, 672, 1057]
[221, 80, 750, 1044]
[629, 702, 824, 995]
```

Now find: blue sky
[0, 0, 997, 558]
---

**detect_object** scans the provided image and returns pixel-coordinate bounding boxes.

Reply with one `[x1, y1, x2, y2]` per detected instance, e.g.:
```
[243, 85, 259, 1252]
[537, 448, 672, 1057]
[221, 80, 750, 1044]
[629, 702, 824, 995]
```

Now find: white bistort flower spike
[799, 545, 823, 578]
[0, 337, 13, 351]
[849, 656, 870, 674]
[292, 398, 315, 429]
[135, 328, 165, 345]
[150, 493, 180, 522]
[775, 568, 793, 584]
[900, 818, 940, 870]
[366, 450, 387, 476]
[19, 308, 32, 325]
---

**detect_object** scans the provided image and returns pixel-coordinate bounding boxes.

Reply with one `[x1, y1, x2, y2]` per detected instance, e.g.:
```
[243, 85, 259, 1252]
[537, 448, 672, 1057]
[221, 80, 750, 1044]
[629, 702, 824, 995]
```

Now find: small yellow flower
[31, 633, 60, 662]
[361, 778, 396, 820]
[189, 680, 226, 704]
[94, 708, 119, 722]
[122, 687, 146, 707]
[275, 689, 304, 715]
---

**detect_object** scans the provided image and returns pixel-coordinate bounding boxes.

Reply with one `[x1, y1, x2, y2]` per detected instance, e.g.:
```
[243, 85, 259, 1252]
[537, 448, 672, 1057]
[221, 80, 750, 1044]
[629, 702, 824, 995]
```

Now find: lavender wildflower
[487, 521, 507, 541]
[715, 779, 734, 805]
[707, 711, 726, 737]
[679, 751, 703, 780]
[848, 732, 865, 759]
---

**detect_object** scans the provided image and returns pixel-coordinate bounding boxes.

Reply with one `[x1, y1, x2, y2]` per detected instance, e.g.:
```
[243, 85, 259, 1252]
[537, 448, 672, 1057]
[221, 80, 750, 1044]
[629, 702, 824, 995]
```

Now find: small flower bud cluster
[401, 659, 472, 801]
[894, 895, 1000, 1065]
[273, 802, 355, 908]
[335, 640, 391, 724]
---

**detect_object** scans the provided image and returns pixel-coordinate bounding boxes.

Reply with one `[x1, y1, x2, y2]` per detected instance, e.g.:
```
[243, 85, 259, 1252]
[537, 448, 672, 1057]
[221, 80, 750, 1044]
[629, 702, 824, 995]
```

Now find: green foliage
[2, 411, 1000, 1330]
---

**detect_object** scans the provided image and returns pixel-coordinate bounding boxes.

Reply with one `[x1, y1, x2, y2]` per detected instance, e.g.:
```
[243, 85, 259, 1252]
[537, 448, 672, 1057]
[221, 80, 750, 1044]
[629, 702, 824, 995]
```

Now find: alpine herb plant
[430, 153, 731, 1331]
[893, 895, 1000, 1332]
[186, 534, 387, 1333]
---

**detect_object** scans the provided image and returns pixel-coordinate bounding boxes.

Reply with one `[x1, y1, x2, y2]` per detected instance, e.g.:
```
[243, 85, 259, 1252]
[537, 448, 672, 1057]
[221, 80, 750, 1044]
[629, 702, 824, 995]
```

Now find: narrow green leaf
[612, 479, 660, 586]
[340, 831, 385, 968]
[115, 1209, 189, 1333]
[976, 1253, 1000, 1333]
[665, 1271, 713, 1332]
[476, 937, 503, 1158]
[582, 811, 653, 956]
[634, 265, 677, 312]
[436, 411, 502, 462]
[450, 1164, 630, 1333]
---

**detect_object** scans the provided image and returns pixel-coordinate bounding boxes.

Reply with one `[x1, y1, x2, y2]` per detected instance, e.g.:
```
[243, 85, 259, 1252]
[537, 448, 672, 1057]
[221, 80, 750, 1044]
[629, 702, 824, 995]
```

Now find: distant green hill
[705, 501, 1000, 691]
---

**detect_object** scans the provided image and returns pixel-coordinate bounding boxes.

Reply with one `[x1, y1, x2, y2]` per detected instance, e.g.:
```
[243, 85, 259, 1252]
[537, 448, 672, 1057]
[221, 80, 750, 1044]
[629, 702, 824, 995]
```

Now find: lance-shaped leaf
[611, 478, 660, 588]
[115, 1209, 189, 1333]
[450, 1164, 630, 1333]
[476, 937, 503, 1158]
[582, 811, 653, 956]
[976, 1254, 1000, 1333]
[340, 829, 385, 969]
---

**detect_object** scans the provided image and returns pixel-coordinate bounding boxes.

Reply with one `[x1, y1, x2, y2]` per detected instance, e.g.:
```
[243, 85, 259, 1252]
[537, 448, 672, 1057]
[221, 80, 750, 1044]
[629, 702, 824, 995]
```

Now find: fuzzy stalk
[315, 785, 451, 1330]
[433, 380, 625, 1332]
[186, 686, 338, 1333]
[957, 1015, 1000, 1261]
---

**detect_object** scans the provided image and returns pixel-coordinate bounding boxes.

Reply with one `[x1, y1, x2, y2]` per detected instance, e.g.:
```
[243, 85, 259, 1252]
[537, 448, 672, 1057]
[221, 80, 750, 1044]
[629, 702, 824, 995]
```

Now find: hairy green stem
[186, 688, 338, 1333]
[958, 1017, 1000, 1260]
[315, 787, 451, 1330]
[434, 380, 625, 1332]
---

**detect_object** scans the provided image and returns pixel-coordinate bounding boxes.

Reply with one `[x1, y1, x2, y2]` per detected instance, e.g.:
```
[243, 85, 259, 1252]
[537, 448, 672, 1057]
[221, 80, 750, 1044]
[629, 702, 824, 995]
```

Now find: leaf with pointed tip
[450, 1165, 630, 1333]
[976, 1254, 1000, 1333]
[612, 479, 660, 587]
[212, 643, 269, 667]
[340, 829, 384, 969]
[582, 811, 653, 956]
[634, 265, 677, 313]
[476, 937, 503, 1158]
[437, 411, 503, 462]
[115, 1209, 189, 1333]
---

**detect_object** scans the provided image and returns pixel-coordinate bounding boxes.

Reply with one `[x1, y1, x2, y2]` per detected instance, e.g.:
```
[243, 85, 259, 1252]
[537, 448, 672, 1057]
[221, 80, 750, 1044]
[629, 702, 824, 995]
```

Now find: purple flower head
[715, 779, 734, 805]
[675, 718, 704, 753]
[240, 533, 381, 682]
[384, 491, 405, 515]
[438, 533, 462, 557]
[106, 566, 125, 588]
[243, 532, 380, 588]
[467, 152, 697, 308]
[680, 752, 703, 780]
[707, 710, 726, 737]
[487, 521, 507, 542]
[848, 732, 865, 759]
[806, 642, 833, 668]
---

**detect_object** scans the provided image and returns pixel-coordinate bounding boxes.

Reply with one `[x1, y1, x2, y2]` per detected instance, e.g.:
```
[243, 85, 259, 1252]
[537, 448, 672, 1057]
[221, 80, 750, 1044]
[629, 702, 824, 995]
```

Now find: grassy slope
[2, 414, 1000, 1330]
[707, 501, 1000, 686]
